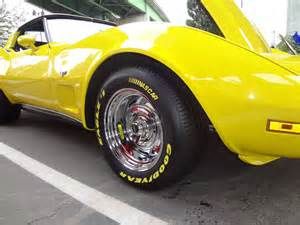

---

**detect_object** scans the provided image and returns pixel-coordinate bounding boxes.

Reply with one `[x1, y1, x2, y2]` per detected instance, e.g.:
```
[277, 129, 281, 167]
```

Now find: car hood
[262, 52, 300, 74]
[202, 0, 270, 53]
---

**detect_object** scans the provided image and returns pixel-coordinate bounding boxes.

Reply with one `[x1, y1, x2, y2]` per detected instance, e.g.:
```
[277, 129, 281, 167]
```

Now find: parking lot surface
[1, 111, 300, 225]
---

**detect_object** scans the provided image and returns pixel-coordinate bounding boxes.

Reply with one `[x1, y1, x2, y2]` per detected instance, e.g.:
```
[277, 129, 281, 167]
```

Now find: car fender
[0, 48, 12, 100]
[79, 23, 300, 163]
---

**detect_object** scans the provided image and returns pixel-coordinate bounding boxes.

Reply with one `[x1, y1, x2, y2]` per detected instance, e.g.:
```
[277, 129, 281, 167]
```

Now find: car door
[45, 17, 112, 121]
[5, 18, 53, 109]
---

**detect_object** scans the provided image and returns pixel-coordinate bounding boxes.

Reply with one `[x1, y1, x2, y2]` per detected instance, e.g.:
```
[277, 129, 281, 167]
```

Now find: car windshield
[47, 19, 113, 43]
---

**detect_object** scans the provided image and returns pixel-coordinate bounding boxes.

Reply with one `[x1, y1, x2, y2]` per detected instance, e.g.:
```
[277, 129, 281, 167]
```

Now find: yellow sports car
[1, 0, 300, 188]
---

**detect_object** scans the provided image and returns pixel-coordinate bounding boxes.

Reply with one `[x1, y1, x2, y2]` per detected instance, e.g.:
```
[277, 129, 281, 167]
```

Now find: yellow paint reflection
[254, 73, 291, 85]
[221, 76, 241, 84]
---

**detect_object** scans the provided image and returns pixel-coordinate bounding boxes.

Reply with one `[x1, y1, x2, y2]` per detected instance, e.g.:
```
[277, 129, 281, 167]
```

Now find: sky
[237, 0, 288, 45]
[156, 0, 188, 24]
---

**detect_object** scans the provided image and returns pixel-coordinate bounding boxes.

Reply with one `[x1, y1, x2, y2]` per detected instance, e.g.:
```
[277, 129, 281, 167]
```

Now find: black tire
[95, 67, 206, 189]
[0, 91, 21, 124]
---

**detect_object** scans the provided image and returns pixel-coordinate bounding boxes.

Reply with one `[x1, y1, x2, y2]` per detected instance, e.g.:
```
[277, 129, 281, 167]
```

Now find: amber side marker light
[267, 120, 300, 135]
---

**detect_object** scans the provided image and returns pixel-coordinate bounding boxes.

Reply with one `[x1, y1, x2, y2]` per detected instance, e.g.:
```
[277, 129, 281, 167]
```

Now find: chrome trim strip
[43, 17, 52, 44]
[22, 104, 82, 124]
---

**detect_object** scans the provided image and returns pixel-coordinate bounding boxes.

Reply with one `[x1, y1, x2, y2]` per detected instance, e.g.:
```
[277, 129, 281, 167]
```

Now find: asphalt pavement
[0, 111, 300, 225]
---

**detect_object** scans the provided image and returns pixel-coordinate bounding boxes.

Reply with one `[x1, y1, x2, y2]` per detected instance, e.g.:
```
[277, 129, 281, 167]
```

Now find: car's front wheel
[95, 66, 206, 189]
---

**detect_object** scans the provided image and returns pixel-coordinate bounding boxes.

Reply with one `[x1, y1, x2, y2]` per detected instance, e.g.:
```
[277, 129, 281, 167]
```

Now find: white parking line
[0, 143, 169, 225]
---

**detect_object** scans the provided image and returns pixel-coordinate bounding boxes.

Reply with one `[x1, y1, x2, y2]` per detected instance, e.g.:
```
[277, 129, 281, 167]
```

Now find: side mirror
[17, 35, 37, 51]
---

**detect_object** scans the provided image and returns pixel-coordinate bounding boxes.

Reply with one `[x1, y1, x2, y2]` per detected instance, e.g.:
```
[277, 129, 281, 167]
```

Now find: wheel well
[84, 52, 210, 129]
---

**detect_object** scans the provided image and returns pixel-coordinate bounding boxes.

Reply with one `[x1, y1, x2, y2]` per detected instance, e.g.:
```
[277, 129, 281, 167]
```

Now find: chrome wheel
[104, 88, 163, 172]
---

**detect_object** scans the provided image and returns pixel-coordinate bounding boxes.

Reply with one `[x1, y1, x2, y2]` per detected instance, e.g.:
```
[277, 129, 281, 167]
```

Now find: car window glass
[24, 31, 47, 43]
[47, 19, 112, 44]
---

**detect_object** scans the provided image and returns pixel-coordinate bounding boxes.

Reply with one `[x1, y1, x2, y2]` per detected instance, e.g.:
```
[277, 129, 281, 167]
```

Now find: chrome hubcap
[104, 88, 163, 172]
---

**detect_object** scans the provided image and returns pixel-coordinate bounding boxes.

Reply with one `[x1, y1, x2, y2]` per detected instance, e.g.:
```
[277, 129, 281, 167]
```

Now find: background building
[26, 0, 169, 24]
[287, 0, 300, 34]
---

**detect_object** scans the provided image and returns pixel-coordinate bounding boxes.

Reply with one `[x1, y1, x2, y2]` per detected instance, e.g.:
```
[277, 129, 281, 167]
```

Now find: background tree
[0, 1, 25, 47]
[186, 0, 222, 36]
